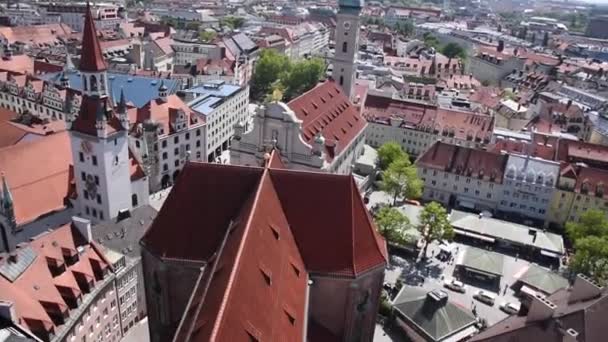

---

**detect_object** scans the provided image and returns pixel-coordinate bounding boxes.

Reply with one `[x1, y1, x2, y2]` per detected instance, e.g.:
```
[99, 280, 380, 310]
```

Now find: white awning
[442, 324, 479, 342]
[454, 229, 496, 243]
[540, 250, 562, 259]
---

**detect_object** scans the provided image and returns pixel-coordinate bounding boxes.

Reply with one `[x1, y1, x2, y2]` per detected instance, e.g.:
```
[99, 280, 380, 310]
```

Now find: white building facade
[186, 81, 249, 161]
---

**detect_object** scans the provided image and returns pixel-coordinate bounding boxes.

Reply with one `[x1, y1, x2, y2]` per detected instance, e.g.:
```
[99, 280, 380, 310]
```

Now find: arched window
[339, 75, 344, 86]
[131, 194, 138, 207]
[99, 74, 106, 91]
[90, 75, 98, 91]
[342, 42, 347, 53]
[82, 75, 88, 91]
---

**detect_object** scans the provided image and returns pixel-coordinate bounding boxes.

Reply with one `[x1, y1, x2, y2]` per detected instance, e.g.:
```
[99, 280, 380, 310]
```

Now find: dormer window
[596, 184, 604, 198]
[581, 181, 590, 195]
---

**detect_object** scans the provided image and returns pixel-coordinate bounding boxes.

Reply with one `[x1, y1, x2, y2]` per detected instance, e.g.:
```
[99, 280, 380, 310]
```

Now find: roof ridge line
[209, 167, 268, 341]
[350, 176, 357, 276]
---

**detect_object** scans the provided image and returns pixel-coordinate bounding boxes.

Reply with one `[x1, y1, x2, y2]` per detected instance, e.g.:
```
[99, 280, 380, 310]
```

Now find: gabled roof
[393, 287, 477, 341]
[0, 224, 110, 340]
[471, 287, 608, 342]
[71, 95, 123, 136]
[79, 3, 107, 72]
[517, 264, 569, 295]
[288, 80, 367, 162]
[0, 132, 72, 225]
[142, 162, 387, 341]
[416, 141, 508, 183]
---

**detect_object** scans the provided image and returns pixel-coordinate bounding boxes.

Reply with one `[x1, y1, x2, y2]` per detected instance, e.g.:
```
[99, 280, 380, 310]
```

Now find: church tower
[68, 3, 131, 223]
[332, 0, 364, 99]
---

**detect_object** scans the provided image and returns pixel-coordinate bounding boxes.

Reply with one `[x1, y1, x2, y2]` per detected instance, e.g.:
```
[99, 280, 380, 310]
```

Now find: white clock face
[343, 21, 351, 30]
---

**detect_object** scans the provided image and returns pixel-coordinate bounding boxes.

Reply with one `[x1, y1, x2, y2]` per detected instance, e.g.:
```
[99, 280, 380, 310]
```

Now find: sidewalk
[121, 318, 150, 342]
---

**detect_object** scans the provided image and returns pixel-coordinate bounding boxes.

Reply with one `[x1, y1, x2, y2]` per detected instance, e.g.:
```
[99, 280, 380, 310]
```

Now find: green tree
[186, 22, 200, 31]
[250, 49, 291, 101]
[396, 20, 415, 37]
[542, 31, 550, 47]
[417, 202, 453, 258]
[423, 32, 440, 50]
[281, 58, 326, 101]
[199, 31, 217, 43]
[566, 209, 608, 241]
[374, 206, 411, 245]
[377, 142, 408, 170]
[566, 209, 608, 285]
[380, 159, 422, 205]
[223, 16, 246, 30]
[441, 43, 466, 69]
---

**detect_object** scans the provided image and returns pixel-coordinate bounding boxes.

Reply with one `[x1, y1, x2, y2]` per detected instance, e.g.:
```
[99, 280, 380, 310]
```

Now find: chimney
[7, 252, 17, 264]
[72, 216, 92, 243]
[563, 328, 579, 342]
[527, 293, 556, 322]
[567, 99, 572, 109]
[497, 40, 504, 53]
[0, 301, 16, 323]
[568, 274, 603, 303]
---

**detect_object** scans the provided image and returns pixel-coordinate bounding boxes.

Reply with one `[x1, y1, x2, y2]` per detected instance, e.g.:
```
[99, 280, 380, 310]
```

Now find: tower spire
[79, 2, 107, 72]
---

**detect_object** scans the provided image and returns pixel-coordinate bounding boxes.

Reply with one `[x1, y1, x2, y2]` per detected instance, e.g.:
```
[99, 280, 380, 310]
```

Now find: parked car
[499, 301, 520, 315]
[443, 279, 466, 293]
[473, 290, 497, 306]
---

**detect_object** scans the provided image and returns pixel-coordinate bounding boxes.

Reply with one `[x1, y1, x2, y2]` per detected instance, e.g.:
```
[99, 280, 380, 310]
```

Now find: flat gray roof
[450, 210, 565, 255]
[457, 246, 504, 277]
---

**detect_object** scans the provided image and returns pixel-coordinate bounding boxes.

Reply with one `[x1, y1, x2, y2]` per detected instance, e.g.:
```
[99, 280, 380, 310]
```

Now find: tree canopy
[250, 49, 325, 102]
[223, 16, 246, 30]
[441, 42, 466, 61]
[374, 206, 413, 246]
[423, 33, 440, 50]
[381, 159, 422, 205]
[199, 30, 217, 43]
[377, 142, 408, 170]
[417, 202, 453, 258]
[395, 20, 415, 37]
[566, 210, 608, 285]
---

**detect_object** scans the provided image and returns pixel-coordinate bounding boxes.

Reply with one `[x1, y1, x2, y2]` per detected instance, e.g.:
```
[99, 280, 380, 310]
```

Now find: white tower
[69, 3, 131, 223]
[332, 0, 364, 99]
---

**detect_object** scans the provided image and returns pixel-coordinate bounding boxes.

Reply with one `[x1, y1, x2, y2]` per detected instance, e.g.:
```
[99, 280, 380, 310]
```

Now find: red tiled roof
[288, 80, 367, 162]
[364, 94, 493, 141]
[488, 138, 556, 161]
[0, 55, 35, 74]
[143, 162, 387, 341]
[0, 224, 109, 339]
[417, 141, 508, 182]
[79, 3, 107, 72]
[0, 132, 72, 225]
[131, 95, 203, 137]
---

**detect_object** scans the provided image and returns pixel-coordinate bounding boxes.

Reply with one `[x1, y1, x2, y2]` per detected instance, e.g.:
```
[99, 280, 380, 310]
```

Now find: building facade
[498, 155, 560, 224]
[416, 141, 507, 213]
[364, 92, 494, 157]
[186, 81, 249, 162]
[230, 80, 367, 174]
[0, 218, 124, 342]
[38, 3, 124, 32]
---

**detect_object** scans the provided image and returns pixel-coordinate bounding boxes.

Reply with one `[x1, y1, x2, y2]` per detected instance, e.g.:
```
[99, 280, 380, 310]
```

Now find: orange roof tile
[0, 132, 72, 225]
[288, 80, 367, 162]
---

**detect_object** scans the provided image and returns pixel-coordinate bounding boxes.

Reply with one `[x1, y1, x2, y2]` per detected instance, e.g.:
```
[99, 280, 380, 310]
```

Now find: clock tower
[69, 3, 132, 223]
[333, 0, 364, 99]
